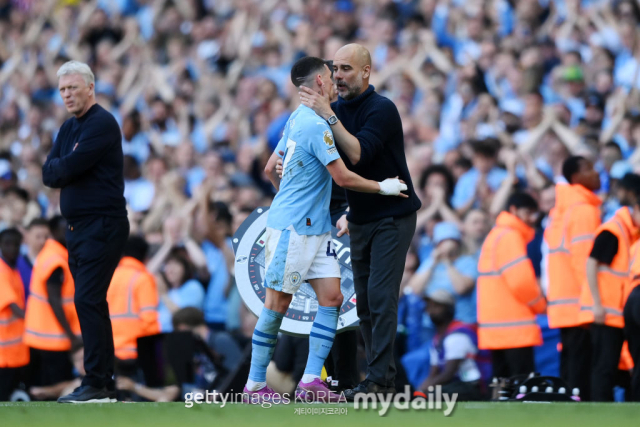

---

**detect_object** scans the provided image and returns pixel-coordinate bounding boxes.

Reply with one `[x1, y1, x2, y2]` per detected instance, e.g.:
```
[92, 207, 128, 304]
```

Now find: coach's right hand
[378, 177, 408, 197]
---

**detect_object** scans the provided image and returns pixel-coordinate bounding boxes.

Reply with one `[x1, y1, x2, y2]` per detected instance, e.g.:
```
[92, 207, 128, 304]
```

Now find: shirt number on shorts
[326, 242, 337, 259]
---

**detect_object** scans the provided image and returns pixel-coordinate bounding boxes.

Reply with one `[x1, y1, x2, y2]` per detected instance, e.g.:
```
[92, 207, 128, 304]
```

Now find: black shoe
[326, 377, 354, 394]
[105, 381, 118, 403]
[58, 385, 113, 404]
[344, 380, 387, 402]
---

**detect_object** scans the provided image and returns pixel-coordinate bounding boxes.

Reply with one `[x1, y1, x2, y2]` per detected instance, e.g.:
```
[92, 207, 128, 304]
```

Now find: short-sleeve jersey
[267, 105, 340, 235]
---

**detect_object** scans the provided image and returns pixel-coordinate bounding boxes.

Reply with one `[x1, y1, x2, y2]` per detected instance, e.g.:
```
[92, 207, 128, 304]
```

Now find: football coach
[43, 61, 129, 403]
[300, 44, 421, 400]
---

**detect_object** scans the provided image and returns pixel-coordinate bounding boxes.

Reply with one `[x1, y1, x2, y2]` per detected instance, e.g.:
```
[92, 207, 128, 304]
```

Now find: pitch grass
[1, 401, 639, 427]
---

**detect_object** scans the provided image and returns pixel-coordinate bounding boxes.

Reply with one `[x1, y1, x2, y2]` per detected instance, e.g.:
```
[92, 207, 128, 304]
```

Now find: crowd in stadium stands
[2, 0, 640, 403]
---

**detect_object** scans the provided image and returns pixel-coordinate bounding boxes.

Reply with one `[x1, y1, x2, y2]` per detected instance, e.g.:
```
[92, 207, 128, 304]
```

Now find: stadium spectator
[419, 289, 489, 401]
[153, 250, 205, 333]
[172, 307, 243, 374]
[409, 222, 478, 325]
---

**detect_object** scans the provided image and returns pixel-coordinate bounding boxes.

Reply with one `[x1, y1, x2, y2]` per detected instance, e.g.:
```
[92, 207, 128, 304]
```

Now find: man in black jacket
[300, 44, 421, 400]
[42, 60, 129, 403]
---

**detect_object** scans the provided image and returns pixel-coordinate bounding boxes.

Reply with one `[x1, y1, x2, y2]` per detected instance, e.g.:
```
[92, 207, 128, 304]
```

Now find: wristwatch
[327, 115, 339, 125]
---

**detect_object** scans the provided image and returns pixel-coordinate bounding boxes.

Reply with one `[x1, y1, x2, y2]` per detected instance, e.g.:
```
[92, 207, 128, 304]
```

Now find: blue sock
[304, 305, 338, 378]
[248, 307, 284, 384]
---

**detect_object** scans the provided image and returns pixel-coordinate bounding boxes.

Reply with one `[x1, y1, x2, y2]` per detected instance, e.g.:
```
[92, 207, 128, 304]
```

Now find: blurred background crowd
[2, 0, 640, 402]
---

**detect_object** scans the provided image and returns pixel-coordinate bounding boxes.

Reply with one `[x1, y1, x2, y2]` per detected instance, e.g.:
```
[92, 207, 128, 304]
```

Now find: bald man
[300, 44, 421, 400]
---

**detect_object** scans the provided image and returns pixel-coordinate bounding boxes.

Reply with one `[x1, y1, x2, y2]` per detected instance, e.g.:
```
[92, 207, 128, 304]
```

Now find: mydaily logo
[353, 385, 458, 416]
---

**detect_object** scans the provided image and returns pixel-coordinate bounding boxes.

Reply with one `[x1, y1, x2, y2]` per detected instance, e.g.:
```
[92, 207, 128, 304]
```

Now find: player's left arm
[42, 120, 117, 187]
[265, 151, 282, 191]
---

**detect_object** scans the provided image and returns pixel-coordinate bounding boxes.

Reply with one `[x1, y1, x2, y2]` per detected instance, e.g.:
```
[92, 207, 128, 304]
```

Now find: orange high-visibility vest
[0, 258, 29, 368]
[107, 257, 160, 360]
[626, 240, 640, 298]
[24, 239, 80, 351]
[579, 207, 640, 328]
[620, 341, 634, 371]
[544, 184, 601, 329]
[477, 212, 547, 350]
[618, 240, 640, 371]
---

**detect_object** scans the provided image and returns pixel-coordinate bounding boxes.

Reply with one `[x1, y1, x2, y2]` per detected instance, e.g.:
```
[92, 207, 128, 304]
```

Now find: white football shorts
[263, 226, 341, 294]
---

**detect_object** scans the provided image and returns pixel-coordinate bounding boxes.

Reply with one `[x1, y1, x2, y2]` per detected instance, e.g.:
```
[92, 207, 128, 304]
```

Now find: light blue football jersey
[266, 104, 341, 236]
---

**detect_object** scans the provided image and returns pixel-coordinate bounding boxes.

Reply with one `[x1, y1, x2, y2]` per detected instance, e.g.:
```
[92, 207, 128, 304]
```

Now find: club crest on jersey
[323, 130, 334, 146]
[289, 272, 302, 286]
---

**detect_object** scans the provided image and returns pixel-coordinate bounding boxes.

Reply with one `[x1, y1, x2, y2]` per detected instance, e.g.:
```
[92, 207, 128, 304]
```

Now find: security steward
[107, 236, 160, 373]
[42, 61, 129, 403]
[544, 156, 601, 400]
[24, 216, 81, 392]
[0, 228, 29, 401]
[580, 185, 640, 401]
[477, 193, 547, 378]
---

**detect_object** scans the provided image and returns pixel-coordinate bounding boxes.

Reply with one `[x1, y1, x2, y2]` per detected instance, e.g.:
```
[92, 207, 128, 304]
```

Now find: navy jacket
[42, 104, 126, 220]
[332, 85, 421, 224]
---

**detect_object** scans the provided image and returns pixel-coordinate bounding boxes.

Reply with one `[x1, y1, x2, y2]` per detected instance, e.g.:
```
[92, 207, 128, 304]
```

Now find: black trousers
[590, 323, 624, 402]
[323, 206, 359, 389]
[324, 330, 359, 389]
[624, 286, 640, 401]
[491, 347, 535, 379]
[349, 212, 416, 387]
[67, 215, 129, 390]
[559, 326, 591, 400]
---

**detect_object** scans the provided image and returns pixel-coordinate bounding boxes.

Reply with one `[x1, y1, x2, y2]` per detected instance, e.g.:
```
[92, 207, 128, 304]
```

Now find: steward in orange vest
[624, 234, 640, 401]
[0, 228, 29, 401]
[24, 216, 81, 388]
[581, 200, 640, 402]
[478, 193, 546, 379]
[543, 156, 601, 400]
[107, 236, 159, 367]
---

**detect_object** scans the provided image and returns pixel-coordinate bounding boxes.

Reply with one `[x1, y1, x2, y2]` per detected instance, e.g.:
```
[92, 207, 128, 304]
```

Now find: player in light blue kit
[243, 57, 407, 404]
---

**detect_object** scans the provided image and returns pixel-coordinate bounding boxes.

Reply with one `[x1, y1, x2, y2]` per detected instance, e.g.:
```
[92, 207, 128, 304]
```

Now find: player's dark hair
[562, 156, 586, 184]
[0, 227, 22, 243]
[505, 192, 538, 212]
[172, 307, 206, 329]
[27, 218, 49, 230]
[325, 60, 334, 80]
[123, 236, 150, 263]
[290, 56, 328, 88]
